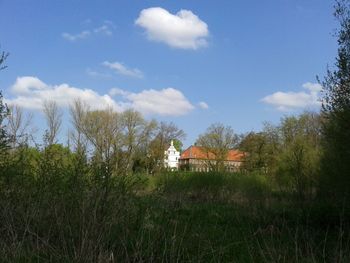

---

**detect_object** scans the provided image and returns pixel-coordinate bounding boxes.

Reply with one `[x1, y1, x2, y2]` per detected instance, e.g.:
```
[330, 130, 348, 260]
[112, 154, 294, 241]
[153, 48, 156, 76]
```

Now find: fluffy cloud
[261, 82, 322, 111]
[62, 22, 113, 42]
[198, 101, 209, 109]
[118, 88, 195, 116]
[103, 61, 143, 78]
[135, 7, 209, 50]
[5, 76, 121, 111]
[5, 76, 195, 116]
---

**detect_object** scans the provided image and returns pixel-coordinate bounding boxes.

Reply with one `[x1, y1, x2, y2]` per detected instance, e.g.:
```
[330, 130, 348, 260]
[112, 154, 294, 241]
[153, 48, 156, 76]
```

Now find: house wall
[179, 158, 242, 172]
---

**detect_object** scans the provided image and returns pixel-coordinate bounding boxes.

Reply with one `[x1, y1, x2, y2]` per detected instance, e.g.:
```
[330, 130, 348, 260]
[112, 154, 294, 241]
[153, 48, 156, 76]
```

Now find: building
[164, 140, 180, 170]
[179, 145, 244, 172]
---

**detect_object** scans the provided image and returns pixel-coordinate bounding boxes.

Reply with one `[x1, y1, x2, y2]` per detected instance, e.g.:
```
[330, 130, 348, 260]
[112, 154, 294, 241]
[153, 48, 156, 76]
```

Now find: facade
[179, 146, 244, 172]
[164, 140, 180, 170]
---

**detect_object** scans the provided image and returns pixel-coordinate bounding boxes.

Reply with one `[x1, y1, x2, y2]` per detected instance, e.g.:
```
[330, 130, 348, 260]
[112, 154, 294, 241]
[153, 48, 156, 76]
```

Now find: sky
[0, 0, 339, 147]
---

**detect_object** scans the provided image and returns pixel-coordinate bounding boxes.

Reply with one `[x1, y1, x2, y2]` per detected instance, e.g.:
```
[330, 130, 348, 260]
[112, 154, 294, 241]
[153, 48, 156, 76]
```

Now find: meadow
[1, 162, 349, 262]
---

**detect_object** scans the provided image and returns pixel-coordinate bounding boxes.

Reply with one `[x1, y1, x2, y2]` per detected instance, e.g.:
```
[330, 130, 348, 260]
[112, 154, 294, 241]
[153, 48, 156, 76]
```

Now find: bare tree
[69, 99, 88, 154]
[0, 47, 9, 71]
[196, 123, 239, 172]
[6, 104, 33, 148]
[121, 109, 157, 173]
[79, 108, 124, 176]
[149, 121, 186, 172]
[43, 101, 62, 146]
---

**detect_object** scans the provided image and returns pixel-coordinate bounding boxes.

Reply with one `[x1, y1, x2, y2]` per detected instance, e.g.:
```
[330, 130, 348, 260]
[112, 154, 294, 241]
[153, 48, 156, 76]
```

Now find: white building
[164, 140, 180, 170]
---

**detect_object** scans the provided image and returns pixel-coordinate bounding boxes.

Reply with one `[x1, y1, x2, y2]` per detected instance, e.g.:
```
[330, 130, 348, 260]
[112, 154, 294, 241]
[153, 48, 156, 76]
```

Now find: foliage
[320, 0, 350, 205]
[196, 123, 239, 172]
[147, 121, 185, 173]
[275, 113, 322, 200]
[0, 91, 9, 162]
[239, 129, 278, 174]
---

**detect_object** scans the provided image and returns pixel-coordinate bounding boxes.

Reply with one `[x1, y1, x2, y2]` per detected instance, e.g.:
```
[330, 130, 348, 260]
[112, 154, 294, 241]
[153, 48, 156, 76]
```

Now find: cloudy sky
[0, 0, 338, 146]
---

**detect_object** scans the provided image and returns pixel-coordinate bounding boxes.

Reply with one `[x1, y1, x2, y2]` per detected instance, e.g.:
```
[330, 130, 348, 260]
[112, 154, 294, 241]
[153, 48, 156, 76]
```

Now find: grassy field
[1, 171, 349, 262]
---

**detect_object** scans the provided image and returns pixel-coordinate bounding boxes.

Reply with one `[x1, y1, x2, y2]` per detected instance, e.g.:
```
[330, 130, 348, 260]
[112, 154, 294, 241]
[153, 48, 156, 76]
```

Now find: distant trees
[239, 112, 322, 200]
[67, 100, 185, 175]
[276, 113, 322, 200]
[6, 105, 33, 148]
[148, 122, 186, 172]
[239, 131, 272, 173]
[196, 123, 239, 172]
[320, 0, 350, 203]
[43, 101, 62, 146]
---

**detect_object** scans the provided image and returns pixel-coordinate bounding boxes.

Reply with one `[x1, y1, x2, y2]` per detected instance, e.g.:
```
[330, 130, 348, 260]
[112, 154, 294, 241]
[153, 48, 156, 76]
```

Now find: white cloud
[302, 82, 322, 93]
[5, 76, 195, 116]
[109, 87, 129, 97]
[120, 87, 195, 116]
[86, 68, 112, 78]
[198, 101, 209, 109]
[5, 76, 122, 111]
[62, 30, 91, 41]
[94, 25, 112, 36]
[103, 61, 143, 78]
[135, 7, 209, 50]
[261, 82, 322, 111]
[62, 22, 113, 42]
[11, 76, 47, 94]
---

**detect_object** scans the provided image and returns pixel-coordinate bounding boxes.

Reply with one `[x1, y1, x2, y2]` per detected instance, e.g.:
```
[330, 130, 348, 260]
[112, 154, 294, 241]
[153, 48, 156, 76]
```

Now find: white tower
[164, 140, 180, 170]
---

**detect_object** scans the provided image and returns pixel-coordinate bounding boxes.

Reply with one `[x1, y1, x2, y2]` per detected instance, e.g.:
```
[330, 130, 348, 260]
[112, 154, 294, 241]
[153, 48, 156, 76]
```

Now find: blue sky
[0, 0, 338, 147]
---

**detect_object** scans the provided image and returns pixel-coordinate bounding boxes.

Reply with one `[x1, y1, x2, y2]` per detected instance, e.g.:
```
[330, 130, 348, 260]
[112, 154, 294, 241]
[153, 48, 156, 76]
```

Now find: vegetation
[0, 94, 349, 262]
[1, 1, 350, 261]
[320, 0, 350, 207]
[196, 123, 239, 172]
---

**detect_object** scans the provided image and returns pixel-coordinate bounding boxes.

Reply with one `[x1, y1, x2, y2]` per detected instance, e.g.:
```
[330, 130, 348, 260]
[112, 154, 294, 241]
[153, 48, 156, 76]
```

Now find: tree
[0, 47, 9, 151]
[276, 113, 322, 200]
[69, 99, 88, 155]
[0, 91, 9, 153]
[0, 47, 9, 71]
[43, 101, 62, 146]
[6, 105, 33, 148]
[320, 0, 350, 203]
[239, 132, 270, 173]
[148, 122, 185, 173]
[121, 109, 157, 174]
[80, 108, 122, 175]
[196, 123, 239, 172]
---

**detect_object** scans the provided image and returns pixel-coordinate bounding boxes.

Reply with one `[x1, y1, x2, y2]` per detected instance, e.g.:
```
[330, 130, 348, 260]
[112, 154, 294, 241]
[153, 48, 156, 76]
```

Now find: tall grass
[1, 158, 349, 262]
[154, 171, 271, 204]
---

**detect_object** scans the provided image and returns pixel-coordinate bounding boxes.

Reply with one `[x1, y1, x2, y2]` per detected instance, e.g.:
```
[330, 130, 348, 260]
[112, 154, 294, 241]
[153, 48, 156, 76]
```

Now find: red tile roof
[180, 146, 244, 162]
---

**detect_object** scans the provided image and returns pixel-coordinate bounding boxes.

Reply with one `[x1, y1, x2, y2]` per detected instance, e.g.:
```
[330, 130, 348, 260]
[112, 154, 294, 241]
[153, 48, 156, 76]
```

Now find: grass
[1, 170, 349, 262]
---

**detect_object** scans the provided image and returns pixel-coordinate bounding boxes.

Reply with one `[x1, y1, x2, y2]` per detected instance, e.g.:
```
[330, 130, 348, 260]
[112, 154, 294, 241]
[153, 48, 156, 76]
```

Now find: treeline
[0, 1, 350, 260]
[1, 98, 187, 176]
[239, 112, 322, 201]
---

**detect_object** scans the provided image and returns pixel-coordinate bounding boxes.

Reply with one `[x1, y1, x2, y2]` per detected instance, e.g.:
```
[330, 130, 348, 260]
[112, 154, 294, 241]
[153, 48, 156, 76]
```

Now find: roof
[180, 146, 244, 162]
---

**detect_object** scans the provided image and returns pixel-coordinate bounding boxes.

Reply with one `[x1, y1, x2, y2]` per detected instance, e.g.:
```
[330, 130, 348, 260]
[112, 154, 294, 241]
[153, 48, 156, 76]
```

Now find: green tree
[239, 132, 270, 173]
[320, 0, 350, 203]
[276, 113, 322, 200]
[148, 122, 185, 173]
